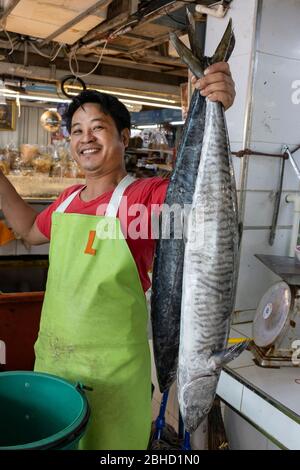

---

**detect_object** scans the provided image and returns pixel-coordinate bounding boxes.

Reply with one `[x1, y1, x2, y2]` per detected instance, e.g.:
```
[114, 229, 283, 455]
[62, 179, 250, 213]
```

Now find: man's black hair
[65, 90, 131, 134]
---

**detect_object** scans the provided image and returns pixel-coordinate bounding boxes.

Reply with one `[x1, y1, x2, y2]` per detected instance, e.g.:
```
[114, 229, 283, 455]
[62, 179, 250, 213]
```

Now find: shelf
[126, 148, 174, 155]
[255, 254, 300, 285]
[7, 175, 85, 200]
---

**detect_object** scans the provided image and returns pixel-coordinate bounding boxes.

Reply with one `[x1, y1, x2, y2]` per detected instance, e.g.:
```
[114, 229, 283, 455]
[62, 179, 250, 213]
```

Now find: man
[0, 63, 235, 449]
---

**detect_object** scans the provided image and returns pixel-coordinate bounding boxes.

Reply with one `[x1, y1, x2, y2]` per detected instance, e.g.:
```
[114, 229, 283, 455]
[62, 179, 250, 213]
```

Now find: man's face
[70, 102, 129, 177]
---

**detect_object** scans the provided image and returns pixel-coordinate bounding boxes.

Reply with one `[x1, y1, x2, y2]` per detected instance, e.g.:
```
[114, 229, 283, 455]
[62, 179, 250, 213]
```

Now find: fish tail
[169, 31, 205, 78]
[169, 17, 235, 79]
[211, 18, 235, 64]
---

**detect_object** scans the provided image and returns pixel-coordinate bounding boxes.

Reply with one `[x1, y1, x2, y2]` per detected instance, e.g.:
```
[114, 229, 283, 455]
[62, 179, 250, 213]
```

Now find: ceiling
[0, 0, 231, 110]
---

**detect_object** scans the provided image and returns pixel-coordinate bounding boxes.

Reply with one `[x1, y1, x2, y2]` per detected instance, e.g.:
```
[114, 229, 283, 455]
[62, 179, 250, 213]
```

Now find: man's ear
[121, 128, 130, 148]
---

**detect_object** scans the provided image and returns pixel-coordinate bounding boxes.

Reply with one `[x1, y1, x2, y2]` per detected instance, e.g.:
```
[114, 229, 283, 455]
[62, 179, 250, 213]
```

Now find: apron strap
[55, 175, 135, 216]
[105, 175, 135, 218]
[55, 187, 83, 213]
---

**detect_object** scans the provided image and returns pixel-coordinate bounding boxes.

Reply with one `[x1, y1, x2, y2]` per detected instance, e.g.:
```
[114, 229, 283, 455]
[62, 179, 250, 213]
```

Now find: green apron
[34, 175, 151, 450]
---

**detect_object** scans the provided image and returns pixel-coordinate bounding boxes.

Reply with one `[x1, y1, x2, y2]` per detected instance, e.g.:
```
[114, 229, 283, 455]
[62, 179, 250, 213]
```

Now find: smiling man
[0, 62, 236, 450]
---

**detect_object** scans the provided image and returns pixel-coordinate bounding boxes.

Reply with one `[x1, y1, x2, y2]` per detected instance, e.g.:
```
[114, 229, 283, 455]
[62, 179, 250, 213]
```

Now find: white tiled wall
[235, 229, 289, 311]
[204, 0, 257, 58]
[250, 53, 300, 145]
[238, 0, 300, 316]
[243, 191, 294, 227]
[245, 143, 300, 192]
[258, 0, 300, 60]
[205, 0, 257, 145]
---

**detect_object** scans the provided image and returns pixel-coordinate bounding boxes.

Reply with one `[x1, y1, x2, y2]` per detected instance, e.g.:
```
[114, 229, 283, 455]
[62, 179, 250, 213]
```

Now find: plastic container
[20, 144, 39, 165]
[0, 371, 90, 450]
[32, 155, 52, 175]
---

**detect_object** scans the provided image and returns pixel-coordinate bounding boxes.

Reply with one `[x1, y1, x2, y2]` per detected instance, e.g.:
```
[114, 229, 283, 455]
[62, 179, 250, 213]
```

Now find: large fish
[151, 15, 236, 394]
[170, 19, 248, 433]
[151, 29, 206, 394]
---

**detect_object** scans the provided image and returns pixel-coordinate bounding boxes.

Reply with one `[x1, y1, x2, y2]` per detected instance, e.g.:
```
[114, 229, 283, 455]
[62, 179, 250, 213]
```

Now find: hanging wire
[0, 21, 15, 55]
[29, 41, 52, 58]
[29, 40, 65, 60]
[50, 43, 65, 61]
[68, 40, 108, 78]
[107, 19, 138, 40]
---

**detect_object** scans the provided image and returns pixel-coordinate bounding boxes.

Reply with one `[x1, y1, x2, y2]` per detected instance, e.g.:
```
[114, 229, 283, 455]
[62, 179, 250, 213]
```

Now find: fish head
[181, 372, 220, 433]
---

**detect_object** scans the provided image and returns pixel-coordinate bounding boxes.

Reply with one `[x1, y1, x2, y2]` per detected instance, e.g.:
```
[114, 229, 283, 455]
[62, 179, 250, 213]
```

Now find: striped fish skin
[178, 99, 239, 433]
[151, 90, 207, 392]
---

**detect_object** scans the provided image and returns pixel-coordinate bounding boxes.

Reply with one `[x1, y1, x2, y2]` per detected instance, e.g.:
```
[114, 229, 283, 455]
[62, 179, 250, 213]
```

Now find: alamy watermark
[94, 197, 206, 249]
[291, 80, 300, 104]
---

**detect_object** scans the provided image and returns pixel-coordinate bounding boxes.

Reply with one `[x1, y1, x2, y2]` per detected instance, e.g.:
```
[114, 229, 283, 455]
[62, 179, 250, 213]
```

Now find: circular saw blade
[253, 281, 291, 348]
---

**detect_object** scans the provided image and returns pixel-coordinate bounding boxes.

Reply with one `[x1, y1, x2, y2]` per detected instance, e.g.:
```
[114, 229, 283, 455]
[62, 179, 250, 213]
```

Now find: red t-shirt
[36, 177, 169, 292]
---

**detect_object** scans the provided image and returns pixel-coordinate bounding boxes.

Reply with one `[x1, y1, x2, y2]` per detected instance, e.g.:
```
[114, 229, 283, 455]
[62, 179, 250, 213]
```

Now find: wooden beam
[77, 46, 186, 71]
[128, 29, 182, 54]
[95, 55, 175, 72]
[0, 0, 21, 22]
[41, 0, 113, 46]
[122, 32, 153, 42]
[73, 0, 194, 51]
[79, 50, 177, 73]
[78, 30, 181, 57]
[75, 11, 130, 47]
[133, 53, 186, 68]
[0, 48, 184, 86]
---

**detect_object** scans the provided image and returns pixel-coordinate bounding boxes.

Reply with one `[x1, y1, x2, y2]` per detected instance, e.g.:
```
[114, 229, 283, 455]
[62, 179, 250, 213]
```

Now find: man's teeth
[82, 149, 98, 154]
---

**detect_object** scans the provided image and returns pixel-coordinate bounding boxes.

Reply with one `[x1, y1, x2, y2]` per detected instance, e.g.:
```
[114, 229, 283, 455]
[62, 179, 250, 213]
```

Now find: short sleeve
[149, 177, 169, 206]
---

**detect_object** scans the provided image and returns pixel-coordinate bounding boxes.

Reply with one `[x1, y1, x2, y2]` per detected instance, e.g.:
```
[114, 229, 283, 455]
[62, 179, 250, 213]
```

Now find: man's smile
[79, 147, 102, 156]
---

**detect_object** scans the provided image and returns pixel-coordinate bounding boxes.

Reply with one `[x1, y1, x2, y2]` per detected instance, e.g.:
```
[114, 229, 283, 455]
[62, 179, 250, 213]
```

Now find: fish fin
[186, 8, 204, 61]
[222, 340, 250, 364]
[209, 340, 250, 370]
[210, 18, 235, 64]
[169, 31, 205, 78]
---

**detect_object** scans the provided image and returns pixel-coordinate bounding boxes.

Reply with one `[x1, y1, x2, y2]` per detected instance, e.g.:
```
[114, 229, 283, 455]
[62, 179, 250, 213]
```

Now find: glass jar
[20, 144, 39, 165]
[51, 160, 66, 178]
[32, 147, 52, 175]
[64, 160, 79, 178]
[0, 152, 10, 174]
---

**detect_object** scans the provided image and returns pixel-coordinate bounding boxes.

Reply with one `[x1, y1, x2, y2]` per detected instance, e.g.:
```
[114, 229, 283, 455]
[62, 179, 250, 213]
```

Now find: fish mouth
[180, 374, 220, 433]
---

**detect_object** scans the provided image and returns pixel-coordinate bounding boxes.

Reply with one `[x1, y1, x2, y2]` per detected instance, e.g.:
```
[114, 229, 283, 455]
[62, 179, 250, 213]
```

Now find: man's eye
[72, 129, 81, 135]
[93, 126, 103, 131]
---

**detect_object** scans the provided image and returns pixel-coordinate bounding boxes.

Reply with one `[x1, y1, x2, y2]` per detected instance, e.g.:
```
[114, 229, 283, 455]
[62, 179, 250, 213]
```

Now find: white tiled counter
[217, 323, 300, 450]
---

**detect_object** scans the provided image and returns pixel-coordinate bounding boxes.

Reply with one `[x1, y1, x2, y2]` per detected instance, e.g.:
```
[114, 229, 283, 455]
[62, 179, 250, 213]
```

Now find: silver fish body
[151, 90, 207, 392]
[178, 99, 239, 432]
